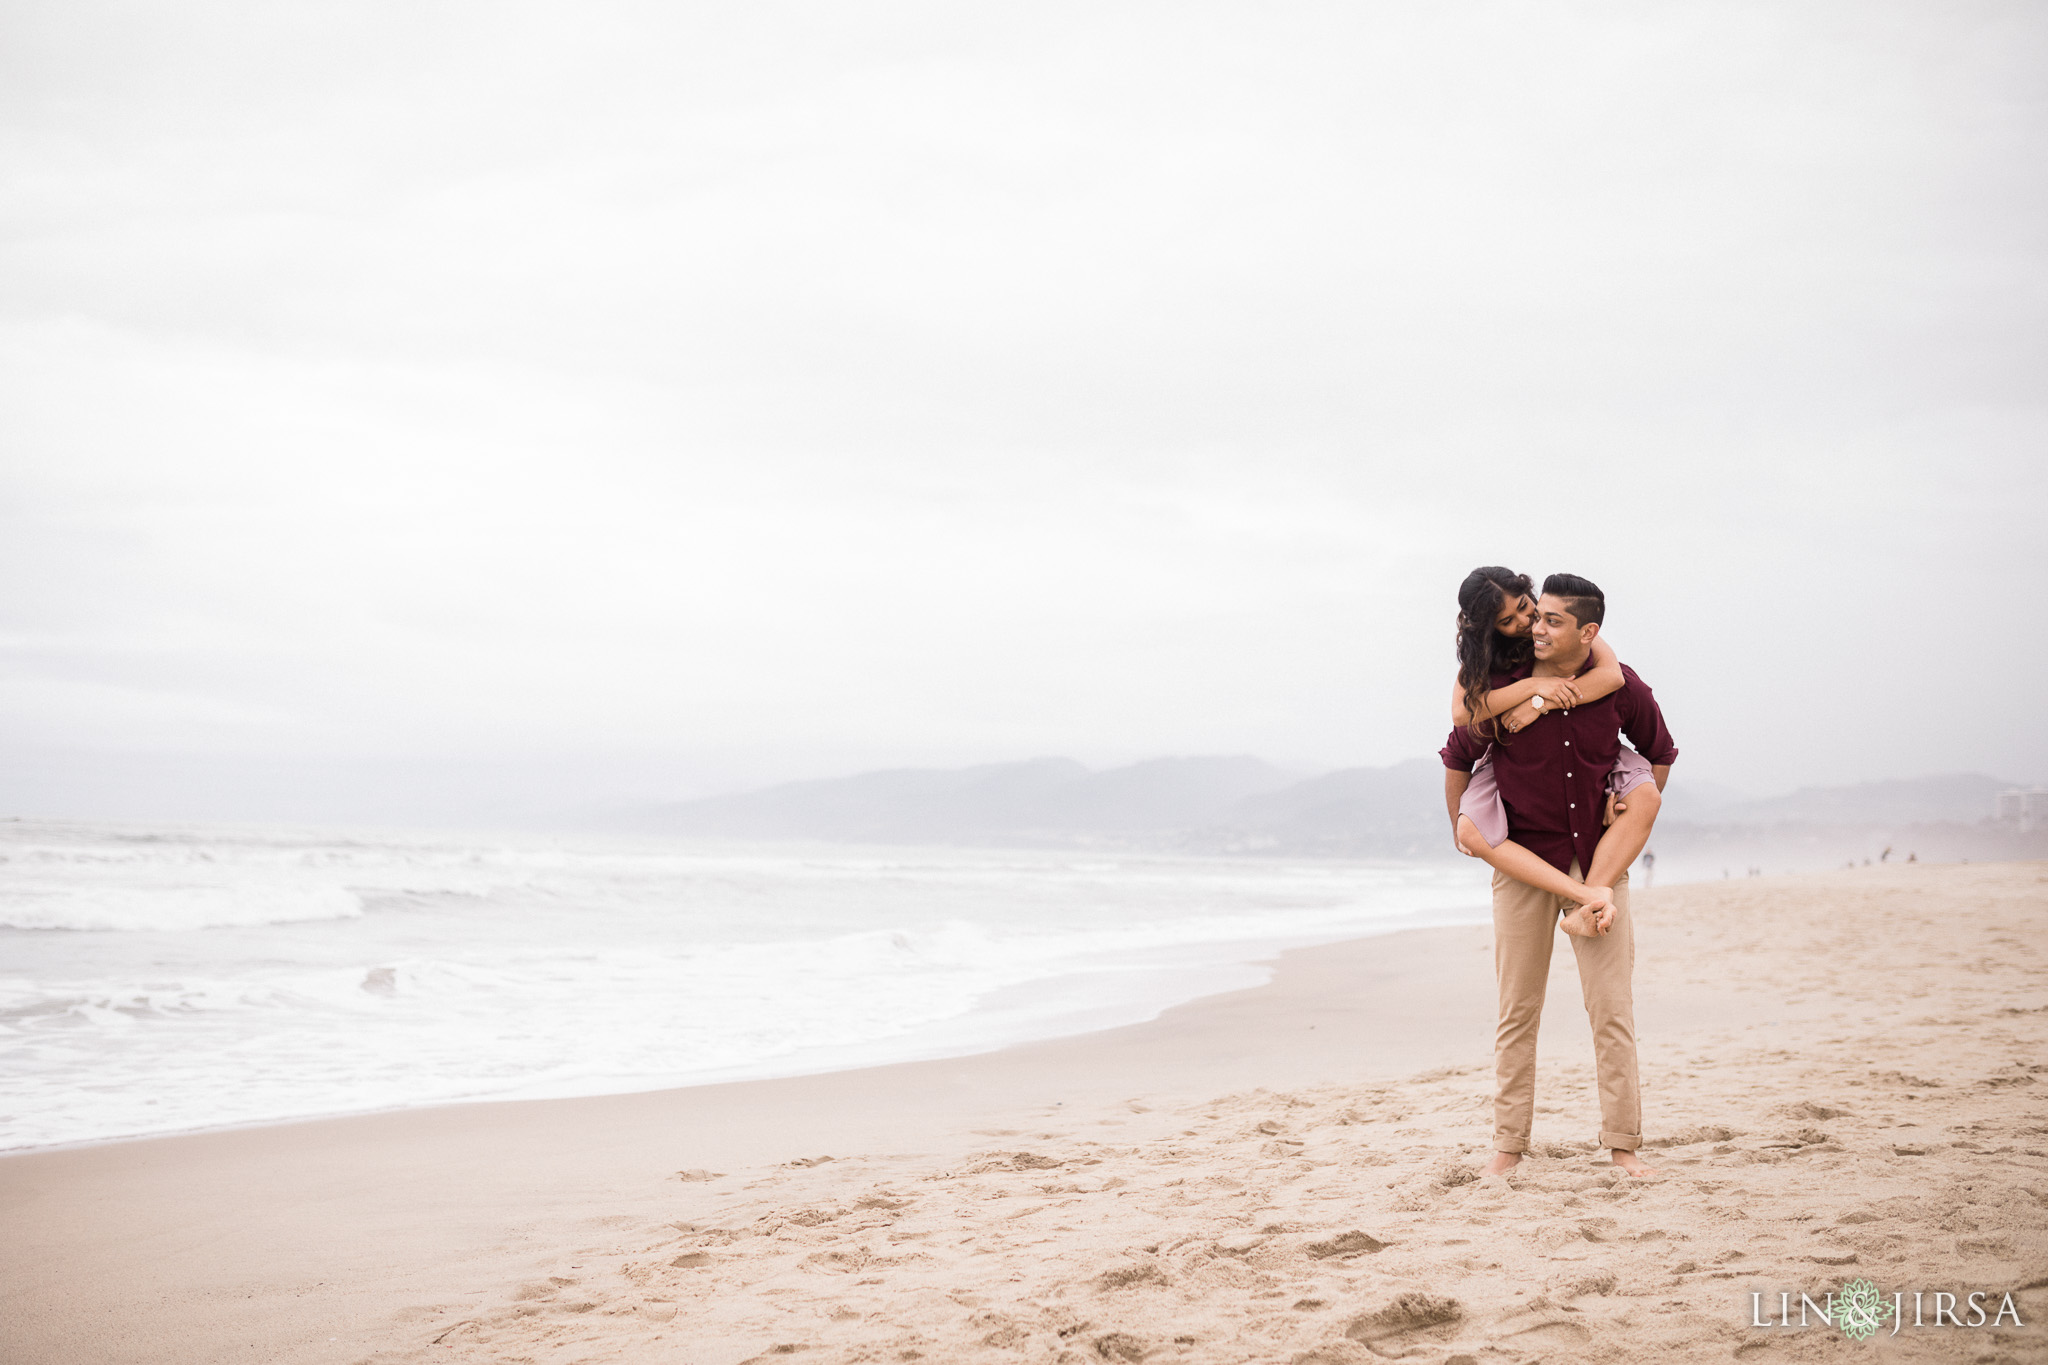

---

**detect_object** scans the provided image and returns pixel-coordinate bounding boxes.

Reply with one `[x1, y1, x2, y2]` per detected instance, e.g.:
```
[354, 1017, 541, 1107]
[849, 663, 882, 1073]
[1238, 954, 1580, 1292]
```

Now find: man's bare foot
[1485, 1151, 1522, 1175]
[1611, 1149, 1656, 1177]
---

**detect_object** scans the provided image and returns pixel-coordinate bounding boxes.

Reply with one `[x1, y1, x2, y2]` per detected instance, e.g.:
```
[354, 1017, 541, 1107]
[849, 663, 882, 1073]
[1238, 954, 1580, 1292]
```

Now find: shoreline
[1, 820, 1494, 1156]
[4, 862, 2043, 1364]
[0, 898, 1495, 1159]
[7, 912, 1509, 1365]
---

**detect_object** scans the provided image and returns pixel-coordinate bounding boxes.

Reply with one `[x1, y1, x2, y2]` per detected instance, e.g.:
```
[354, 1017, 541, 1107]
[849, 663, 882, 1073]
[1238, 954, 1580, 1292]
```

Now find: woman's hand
[1529, 676, 1582, 708]
[1501, 699, 1545, 732]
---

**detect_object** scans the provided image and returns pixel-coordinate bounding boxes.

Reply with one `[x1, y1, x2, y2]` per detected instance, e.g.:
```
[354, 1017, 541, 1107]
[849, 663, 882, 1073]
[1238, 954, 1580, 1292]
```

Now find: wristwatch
[1530, 695, 1546, 710]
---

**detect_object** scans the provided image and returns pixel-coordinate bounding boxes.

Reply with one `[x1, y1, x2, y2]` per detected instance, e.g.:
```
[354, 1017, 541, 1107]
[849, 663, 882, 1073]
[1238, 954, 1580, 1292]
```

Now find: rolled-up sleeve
[1617, 667, 1679, 766]
[1440, 726, 1485, 772]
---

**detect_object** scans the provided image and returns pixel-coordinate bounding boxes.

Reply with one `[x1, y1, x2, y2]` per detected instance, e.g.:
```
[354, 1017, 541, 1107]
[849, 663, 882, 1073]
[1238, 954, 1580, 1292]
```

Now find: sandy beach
[4, 861, 2045, 1364]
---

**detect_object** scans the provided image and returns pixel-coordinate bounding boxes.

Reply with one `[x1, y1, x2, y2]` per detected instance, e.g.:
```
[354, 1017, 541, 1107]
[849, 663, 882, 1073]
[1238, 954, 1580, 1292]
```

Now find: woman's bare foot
[1485, 1151, 1522, 1175]
[1611, 1149, 1657, 1177]
[1558, 905, 1599, 937]
[1558, 890, 1613, 937]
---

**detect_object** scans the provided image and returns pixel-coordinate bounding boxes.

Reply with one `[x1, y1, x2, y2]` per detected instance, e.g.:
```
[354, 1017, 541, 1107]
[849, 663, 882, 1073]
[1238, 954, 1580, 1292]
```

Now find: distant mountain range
[611, 755, 1420, 852]
[602, 756, 2044, 868]
[1675, 773, 2022, 828]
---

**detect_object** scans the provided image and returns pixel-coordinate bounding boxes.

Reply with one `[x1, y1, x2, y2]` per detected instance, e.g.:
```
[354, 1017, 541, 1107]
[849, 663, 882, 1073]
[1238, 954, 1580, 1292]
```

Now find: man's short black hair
[1541, 572, 1605, 628]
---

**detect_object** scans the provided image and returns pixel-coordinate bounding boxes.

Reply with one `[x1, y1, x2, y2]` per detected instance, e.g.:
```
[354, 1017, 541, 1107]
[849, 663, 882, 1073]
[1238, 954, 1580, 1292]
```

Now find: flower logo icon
[1835, 1278, 1896, 1341]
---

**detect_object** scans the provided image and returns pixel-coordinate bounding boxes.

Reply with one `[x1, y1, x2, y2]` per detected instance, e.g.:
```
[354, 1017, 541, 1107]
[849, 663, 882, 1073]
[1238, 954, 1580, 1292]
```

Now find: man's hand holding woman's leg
[1457, 817, 1616, 929]
[1558, 887, 1614, 937]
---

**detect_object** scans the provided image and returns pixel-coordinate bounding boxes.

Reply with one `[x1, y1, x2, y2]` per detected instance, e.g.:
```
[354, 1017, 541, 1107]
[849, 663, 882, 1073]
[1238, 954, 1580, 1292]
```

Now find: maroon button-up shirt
[1440, 657, 1679, 875]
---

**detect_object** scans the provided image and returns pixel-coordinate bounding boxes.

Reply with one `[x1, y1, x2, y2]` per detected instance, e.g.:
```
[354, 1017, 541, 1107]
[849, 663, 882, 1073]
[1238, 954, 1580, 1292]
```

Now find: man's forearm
[1585, 834, 1632, 890]
[1652, 764, 1670, 792]
[1444, 770, 1471, 830]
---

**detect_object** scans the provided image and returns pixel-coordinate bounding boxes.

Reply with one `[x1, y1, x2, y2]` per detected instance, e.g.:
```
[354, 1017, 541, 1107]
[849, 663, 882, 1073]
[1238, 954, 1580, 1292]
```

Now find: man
[1440, 573, 1678, 1178]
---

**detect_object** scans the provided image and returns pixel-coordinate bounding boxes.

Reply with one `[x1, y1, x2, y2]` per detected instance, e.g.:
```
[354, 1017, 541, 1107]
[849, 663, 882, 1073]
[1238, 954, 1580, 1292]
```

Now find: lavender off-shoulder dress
[1459, 743, 1655, 849]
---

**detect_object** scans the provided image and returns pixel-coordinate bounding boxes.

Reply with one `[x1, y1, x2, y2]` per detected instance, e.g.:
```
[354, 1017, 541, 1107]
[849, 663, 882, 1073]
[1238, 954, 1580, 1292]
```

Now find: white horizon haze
[4, 1, 2046, 827]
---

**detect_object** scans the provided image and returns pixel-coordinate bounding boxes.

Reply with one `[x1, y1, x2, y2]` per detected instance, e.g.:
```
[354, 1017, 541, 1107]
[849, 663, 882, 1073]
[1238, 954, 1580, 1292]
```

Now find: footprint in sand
[1505, 1318, 1593, 1348]
[1780, 1101, 1852, 1120]
[1342, 1292, 1462, 1346]
[1093, 1331, 1149, 1360]
[1093, 1262, 1169, 1291]
[1304, 1231, 1385, 1259]
[1545, 1269, 1618, 1298]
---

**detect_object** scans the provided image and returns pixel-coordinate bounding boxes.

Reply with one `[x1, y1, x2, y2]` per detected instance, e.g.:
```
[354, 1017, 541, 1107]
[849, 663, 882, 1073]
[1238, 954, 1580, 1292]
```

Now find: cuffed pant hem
[1495, 1138, 1530, 1154]
[1601, 1131, 1641, 1151]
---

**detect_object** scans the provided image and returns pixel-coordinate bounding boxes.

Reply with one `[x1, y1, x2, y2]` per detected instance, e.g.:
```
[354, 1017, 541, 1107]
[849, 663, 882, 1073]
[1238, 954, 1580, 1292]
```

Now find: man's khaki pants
[1491, 862, 1641, 1153]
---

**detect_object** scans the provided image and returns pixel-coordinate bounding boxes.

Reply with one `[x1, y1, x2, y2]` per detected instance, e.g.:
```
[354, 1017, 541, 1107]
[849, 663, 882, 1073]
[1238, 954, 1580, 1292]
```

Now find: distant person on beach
[1440, 571, 1678, 1178]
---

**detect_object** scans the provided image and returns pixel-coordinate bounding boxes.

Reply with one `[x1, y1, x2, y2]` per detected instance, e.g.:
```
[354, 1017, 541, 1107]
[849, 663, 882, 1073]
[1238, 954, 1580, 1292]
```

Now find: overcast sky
[4, 0, 2045, 824]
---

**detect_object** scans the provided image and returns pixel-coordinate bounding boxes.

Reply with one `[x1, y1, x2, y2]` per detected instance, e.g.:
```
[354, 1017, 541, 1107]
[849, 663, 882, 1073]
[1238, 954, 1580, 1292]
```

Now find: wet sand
[3, 861, 2044, 1364]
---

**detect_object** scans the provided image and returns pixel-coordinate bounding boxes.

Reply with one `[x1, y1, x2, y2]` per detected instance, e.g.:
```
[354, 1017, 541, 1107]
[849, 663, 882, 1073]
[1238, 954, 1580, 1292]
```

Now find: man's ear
[1581, 621, 1601, 645]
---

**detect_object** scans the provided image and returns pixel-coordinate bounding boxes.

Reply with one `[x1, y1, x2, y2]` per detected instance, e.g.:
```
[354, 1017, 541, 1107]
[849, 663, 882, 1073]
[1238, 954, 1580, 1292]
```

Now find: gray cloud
[3, 0, 2044, 822]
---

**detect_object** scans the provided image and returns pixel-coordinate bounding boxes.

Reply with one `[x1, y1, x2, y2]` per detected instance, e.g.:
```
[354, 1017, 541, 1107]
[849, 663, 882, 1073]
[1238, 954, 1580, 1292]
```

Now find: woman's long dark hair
[1456, 566, 1534, 739]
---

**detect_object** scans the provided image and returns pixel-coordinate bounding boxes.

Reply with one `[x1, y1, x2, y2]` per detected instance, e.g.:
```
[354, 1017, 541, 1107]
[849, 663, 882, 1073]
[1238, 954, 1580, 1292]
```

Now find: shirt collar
[1497, 645, 1596, 685]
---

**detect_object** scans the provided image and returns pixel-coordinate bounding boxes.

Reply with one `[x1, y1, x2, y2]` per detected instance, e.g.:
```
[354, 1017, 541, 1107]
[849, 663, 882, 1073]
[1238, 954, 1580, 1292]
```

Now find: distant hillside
[603, 759, 2046, 870]
[1697, 773, 2016, 828]
[612, 754, 1470, 858]
[1643, 771, 2044, 880]
[1199, 759, 1448, 856]
[620, 755, 1301, 844]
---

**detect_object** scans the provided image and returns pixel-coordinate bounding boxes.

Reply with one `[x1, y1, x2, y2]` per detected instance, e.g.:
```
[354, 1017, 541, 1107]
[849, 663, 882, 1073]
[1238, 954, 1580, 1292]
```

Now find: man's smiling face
[1531, 594, 1597, 662]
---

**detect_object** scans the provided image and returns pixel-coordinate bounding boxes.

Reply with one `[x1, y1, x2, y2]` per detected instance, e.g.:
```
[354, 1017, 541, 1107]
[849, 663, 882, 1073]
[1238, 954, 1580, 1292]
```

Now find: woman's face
[1494, 593, 1536, 639]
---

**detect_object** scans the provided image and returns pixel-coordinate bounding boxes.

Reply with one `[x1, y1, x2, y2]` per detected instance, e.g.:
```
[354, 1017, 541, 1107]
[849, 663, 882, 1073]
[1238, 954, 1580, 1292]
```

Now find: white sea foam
[0, 884, 366, 932]
[0, 827, 544, 932]
[0, 819, 1491, 1150]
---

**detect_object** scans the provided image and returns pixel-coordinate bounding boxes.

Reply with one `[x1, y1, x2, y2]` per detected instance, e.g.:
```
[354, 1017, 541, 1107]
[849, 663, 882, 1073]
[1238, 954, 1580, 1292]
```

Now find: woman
[1448, 566, 1662, 936]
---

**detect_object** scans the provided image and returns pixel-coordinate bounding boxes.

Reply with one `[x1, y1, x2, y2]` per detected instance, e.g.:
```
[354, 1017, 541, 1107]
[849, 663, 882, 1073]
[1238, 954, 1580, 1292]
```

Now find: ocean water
[0, 819, 1490, 1151]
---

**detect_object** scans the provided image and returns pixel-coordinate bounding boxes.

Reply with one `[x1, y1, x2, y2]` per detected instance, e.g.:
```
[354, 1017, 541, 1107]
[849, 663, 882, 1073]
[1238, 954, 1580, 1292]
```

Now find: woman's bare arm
[1451, 663, 1606, 726]
[1451, 677, 1545, 726]
[1493, 637, 1629, 732]
[1573, 635, 1626, 703]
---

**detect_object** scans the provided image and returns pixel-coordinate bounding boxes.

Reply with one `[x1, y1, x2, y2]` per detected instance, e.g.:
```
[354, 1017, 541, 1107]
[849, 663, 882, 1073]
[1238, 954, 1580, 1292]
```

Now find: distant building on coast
[1995, 787, 2048, 832]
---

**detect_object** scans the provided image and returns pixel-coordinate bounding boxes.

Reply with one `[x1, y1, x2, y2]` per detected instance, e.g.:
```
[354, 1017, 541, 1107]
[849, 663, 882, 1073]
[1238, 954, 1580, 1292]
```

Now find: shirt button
[1569, 803, 1575, 808]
